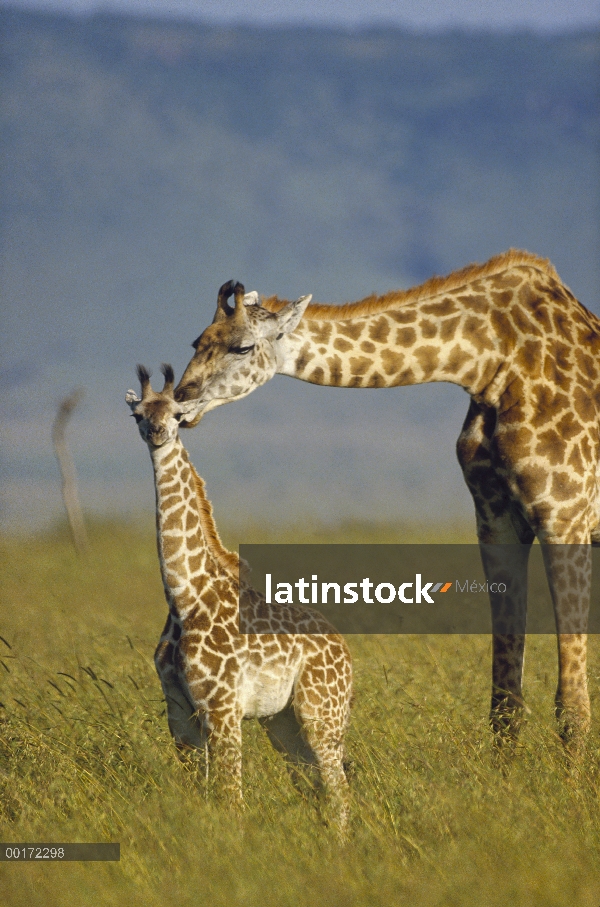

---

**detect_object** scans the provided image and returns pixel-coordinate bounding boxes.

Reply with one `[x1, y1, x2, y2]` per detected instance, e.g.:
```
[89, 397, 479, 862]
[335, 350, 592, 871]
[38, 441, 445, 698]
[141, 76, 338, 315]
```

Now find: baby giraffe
[126, 364, 352, 830]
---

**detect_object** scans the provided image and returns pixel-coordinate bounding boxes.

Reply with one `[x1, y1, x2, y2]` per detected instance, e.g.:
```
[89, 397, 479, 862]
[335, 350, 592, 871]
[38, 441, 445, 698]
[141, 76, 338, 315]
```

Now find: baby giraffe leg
[155, 641, 206, 755]
[206, 708, 243, 807]
[260, 705, 318, 791]
[294, 649, 352, 836]
[300, 717, 350, 836]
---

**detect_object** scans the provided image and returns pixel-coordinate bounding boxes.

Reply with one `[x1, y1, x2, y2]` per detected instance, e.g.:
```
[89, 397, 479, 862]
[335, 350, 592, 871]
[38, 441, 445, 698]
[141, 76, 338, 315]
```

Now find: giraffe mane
[261, 249, 562, 322]
[189, 462, 251, 585]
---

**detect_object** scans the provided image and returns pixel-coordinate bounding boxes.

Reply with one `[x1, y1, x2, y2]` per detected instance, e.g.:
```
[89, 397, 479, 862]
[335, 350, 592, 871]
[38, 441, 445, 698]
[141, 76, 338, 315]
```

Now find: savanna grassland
[1, 521, 600, 906]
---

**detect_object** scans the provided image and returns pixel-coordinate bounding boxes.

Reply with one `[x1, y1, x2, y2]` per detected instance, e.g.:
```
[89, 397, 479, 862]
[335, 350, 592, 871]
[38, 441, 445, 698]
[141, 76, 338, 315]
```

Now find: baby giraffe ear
[125, 390, 141, 411]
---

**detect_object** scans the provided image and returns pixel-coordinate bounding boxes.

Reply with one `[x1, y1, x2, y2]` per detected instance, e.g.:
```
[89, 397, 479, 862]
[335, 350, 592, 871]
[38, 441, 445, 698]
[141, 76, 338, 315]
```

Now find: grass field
[1, 520, 599, 906]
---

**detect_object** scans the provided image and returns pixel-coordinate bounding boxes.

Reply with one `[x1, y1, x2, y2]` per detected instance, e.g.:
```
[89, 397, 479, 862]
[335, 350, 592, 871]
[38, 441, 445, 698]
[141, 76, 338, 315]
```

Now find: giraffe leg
[155, 643, 206, 753]
[494, 426, 593, 743]
[457, 401, 534, 745]
[541, 542, 591, 746]
[260, 705, 318, 780]
[479, 542, 531, 743]
[301, 720, 349, 836]
[293, 654, 352, 836]
[206, 708, 243, 807]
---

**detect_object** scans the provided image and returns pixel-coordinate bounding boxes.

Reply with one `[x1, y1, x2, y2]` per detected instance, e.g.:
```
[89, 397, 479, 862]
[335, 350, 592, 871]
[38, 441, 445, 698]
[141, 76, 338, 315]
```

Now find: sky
[4, 0, 600, 30]
[2, 0, 599, 533]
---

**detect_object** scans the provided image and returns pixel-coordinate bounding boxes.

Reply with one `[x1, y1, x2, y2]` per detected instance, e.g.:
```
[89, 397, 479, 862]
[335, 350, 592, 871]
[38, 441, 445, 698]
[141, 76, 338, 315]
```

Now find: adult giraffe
[174, 250, 600, 745]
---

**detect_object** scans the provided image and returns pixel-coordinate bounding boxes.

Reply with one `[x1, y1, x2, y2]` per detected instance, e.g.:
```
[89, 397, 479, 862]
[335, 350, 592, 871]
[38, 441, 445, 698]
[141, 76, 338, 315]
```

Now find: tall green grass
[1, 521, 599, 906]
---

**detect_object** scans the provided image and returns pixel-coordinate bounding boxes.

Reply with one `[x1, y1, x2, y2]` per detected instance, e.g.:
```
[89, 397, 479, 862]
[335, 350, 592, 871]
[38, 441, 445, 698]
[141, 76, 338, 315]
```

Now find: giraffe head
[126, 364, 197, 448]
[174, 280, 311, 427]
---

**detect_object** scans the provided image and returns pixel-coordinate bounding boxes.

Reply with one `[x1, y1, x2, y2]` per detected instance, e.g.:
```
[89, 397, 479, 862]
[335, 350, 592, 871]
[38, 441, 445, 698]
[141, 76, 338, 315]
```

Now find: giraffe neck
[267, 253, 563, 406]
[278, 289, 513, 401]
[149, 438, 233, 618]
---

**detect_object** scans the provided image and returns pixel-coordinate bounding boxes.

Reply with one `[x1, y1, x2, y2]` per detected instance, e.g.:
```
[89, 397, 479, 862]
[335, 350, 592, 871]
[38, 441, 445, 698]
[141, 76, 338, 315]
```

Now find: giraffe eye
[230, 344, 255, 355]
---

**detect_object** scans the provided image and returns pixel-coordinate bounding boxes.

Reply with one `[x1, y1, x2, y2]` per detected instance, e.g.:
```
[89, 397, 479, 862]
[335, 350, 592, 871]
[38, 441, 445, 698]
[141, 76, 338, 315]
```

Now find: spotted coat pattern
[127, 368, 352, 826]
[175, 251, 600, 742]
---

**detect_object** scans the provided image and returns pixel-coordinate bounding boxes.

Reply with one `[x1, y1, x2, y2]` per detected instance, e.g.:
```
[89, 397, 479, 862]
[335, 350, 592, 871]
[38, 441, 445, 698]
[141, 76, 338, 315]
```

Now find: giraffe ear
[256, 295, 312, 338]
[243, 290, 260, 307]
[125, 390, 141, 410]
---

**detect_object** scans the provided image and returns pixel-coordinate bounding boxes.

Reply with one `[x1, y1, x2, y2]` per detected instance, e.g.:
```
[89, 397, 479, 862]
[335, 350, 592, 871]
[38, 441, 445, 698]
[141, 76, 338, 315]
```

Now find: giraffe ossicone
[127, 364, 352, 828]
[174, 251, 599, 744]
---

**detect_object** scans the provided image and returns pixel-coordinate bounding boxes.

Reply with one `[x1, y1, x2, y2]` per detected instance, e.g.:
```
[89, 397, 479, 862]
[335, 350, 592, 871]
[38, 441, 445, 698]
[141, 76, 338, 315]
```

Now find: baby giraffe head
[126, 364, 194, 449]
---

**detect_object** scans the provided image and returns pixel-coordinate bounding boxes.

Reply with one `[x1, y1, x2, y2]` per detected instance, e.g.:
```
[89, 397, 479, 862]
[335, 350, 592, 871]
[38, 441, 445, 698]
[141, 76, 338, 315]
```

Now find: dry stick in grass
[52, 389, 88, 555]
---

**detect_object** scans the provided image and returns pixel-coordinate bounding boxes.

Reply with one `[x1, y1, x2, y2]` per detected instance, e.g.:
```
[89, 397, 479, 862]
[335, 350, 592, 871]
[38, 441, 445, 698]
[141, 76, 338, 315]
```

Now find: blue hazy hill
[1, 9, 598, 530]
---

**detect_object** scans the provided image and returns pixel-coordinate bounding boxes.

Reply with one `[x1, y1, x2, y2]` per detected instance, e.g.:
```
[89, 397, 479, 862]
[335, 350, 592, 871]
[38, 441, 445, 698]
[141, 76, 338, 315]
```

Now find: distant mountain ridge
[2, 12, 598, 262]
[1, 10, 598, 529]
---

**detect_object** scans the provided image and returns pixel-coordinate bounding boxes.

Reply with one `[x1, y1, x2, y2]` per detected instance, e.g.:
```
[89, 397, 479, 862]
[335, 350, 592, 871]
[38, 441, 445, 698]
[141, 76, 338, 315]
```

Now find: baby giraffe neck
[149, 438, 213, 618]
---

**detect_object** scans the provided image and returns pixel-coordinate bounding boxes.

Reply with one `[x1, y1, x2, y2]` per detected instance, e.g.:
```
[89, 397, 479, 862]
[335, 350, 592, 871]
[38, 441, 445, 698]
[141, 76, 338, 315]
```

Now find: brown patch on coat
[414, 345, 440, 380]
[572, 386, 595, 422]
[380, 349, 404, 375]
[489, 309, 518, 348]
[421, 298, 459, 318]
[515, 339, 543, 378]
[491, 289, 514, 306]
[530, 386, 565, 428]
[463, 315, 485, 342]
[349, 356, 372, 377]
[200, 650, 223, 675]
[186, 510, 199, 532]
[551, 472, 583, 502]
[396, 327, 417, 347]
[535, 429, 568, 466]
[161, 496, 183, 510]
[389, 310, 417, 325]
[327, 355, 343, 385]
[308, 321, 333, 345]
[368, 317, 391, 344]
[574, 348, 596, 381]
[495, 426, 534, 458]
[333, 337, 354, 353]
[460, 293, 488, 314]
[419, 319, 437, 339]
[443, 345, 471, 375]
[556, 412, 584, 441]
[439, 315, 461, 342]
[531, 302, 552, 332]
[567, 445, 584, 474]
[515, 465, 549, 500]
[553, 309, 574, 342]
[336, 321, 365, 340]
[511, 305, 542, 337]
[462, 367, 480, 389]
[163, 506, 186, 533]
[296, 342, 316, 375]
